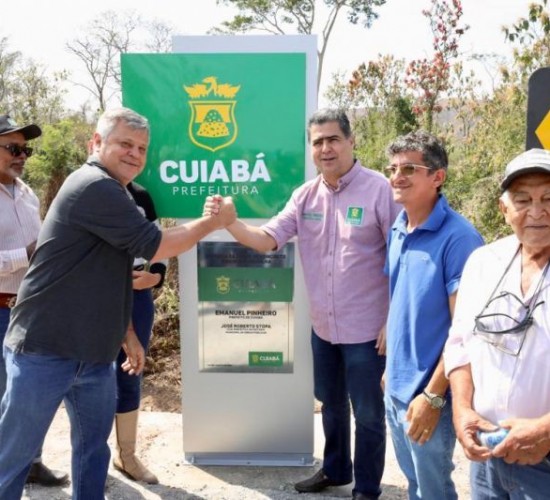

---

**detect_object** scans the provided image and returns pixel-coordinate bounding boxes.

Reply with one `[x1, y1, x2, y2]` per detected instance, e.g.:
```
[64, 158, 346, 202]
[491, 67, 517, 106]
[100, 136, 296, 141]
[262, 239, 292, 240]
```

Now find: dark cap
[0, 114, 42, 140]
[501, 148, 550, 191]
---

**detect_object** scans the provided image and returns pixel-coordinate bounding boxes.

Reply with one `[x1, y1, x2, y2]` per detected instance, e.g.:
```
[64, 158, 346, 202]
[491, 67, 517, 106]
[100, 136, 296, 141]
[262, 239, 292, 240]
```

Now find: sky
[1, 0, 537, 109]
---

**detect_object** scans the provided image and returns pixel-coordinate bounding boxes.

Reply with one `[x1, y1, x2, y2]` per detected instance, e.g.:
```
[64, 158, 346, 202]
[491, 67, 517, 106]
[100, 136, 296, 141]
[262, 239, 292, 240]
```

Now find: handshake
[203, 195, 237, 229]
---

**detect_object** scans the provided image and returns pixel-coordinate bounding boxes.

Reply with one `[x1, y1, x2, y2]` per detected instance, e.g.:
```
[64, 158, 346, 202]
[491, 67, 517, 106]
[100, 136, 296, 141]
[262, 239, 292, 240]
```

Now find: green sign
[121, 53, 306, 218]
[198, 267, 293, 302]
[249, 351, 283, 367]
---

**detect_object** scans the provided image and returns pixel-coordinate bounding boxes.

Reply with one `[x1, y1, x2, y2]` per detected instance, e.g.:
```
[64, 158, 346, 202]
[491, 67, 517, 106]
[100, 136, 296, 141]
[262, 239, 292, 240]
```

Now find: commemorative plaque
[197, 241, 294, 373]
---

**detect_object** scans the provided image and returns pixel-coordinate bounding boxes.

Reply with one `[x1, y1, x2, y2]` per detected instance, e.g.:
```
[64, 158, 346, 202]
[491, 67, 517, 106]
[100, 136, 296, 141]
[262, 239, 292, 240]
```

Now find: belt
[0, 293, 17, 309]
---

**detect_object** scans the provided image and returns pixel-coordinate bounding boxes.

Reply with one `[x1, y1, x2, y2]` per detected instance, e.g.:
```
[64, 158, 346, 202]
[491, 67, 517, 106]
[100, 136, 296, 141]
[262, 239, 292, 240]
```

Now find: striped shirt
[0, 179, 41, 294]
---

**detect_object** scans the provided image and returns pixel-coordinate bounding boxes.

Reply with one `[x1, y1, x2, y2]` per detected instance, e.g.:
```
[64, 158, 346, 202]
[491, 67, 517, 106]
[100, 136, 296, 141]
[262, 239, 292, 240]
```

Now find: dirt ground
[20, 351, 473, 500]
[141, 352, 183, 413]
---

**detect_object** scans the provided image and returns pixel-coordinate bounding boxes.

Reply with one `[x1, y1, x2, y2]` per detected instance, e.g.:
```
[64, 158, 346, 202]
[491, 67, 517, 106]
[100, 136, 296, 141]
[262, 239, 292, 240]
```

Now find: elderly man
[384, 131, 483, 500]
[445, 148, 550, 499]
[206, 109, 400, 500]
[0, 114, 68, 487]
[0, 107, 236, 499]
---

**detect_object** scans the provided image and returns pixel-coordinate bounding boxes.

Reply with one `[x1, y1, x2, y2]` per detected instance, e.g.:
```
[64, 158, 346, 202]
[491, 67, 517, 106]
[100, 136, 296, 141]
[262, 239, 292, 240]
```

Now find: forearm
[425, 356, 449, 395]
[226, 220, 277, 253]
[449, 364, 475, 411]
[152, 216, 220, 261]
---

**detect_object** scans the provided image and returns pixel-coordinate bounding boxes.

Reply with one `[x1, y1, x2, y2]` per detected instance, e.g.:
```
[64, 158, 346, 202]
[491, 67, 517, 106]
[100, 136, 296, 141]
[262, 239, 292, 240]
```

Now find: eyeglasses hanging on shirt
[474, 246, 549, 356]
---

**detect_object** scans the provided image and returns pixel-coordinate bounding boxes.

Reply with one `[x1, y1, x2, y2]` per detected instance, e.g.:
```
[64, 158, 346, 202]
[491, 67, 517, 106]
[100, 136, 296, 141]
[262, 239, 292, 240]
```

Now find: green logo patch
[249, 351, 283, 367]
[346, 206, 364, 226]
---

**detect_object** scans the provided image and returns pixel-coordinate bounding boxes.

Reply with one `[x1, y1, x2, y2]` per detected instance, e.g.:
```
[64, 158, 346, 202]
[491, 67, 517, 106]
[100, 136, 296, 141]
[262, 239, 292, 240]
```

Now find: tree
[10, 63, 67, 125]
[344, 55, 417, 169]
[0, 37, 67, 125]
[502, 0, 550, 84]
[66, 11, 140, 112]
[0, 37, 20, 104]
[213, 0, 386, 92]
[404, 0, 468, 132]
[443, 1, 550, 242]
[25, 116, 91, 216]
[66, 11, 175, 111]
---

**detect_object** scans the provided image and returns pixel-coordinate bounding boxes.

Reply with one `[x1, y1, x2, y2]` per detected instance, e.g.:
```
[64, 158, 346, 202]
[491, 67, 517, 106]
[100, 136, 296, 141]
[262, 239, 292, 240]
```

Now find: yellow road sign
[535, 110, 550, 150]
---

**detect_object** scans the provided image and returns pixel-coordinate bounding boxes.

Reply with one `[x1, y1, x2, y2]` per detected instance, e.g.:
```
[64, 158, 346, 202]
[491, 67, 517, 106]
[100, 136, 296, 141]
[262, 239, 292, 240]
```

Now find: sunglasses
[473, 248, 549, 356]
[385, 163, 432, 177]
[0, 143, 34, 157]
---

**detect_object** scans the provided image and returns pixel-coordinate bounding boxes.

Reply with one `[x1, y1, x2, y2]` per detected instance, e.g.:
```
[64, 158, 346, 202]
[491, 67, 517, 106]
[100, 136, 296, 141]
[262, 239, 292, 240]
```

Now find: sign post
[526, 67, 550, 150]
[122, 34, 317, 465]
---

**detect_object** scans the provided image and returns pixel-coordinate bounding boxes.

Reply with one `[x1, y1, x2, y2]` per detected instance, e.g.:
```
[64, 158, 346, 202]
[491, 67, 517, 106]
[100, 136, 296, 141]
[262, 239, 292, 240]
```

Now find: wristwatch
[422, 390, 446, 409]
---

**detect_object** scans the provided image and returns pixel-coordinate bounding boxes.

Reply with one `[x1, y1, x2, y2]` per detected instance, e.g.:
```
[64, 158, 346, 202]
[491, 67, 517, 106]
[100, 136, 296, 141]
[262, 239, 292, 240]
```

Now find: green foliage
[502, 0, 550, 83]
[26, 117, 92, 216]
[213, 0, 386, 90]
[0, 37, 66, 125]
[326, 55, 418, 171]
[405, 0, 469, 132]
[214, 0, 385, 34]
[324, 0, 548, 243]
[443, 0, 549, 242]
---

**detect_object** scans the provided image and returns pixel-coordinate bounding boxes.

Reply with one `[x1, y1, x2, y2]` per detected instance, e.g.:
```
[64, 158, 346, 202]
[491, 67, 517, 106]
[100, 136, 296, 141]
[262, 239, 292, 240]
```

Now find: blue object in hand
[477, 428, 509, 449]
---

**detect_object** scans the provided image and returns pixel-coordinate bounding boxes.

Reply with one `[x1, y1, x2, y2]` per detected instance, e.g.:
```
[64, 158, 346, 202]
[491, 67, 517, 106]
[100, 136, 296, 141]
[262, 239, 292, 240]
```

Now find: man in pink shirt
[0, 114, 68, 487]
[205, 109, 400, 500]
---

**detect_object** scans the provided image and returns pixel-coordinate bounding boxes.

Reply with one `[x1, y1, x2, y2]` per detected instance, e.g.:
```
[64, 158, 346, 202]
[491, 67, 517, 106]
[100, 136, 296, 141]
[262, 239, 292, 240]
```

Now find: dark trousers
[116, 289, 155, 413]
[312, 331, 386, 498]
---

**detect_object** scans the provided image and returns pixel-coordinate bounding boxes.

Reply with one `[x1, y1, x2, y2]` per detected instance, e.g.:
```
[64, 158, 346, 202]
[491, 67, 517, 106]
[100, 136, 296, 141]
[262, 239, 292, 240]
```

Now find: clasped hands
[203, 195, 237, 228]
[454, 407, 550, 465]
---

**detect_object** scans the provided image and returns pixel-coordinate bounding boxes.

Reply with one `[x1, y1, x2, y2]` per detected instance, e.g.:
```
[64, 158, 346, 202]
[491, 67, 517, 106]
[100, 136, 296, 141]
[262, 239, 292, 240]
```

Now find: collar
[394, 195, 449, 235]
[321, 160, 361, 192]
[86, 156, 119, 183]
[0, 177, 24, 198]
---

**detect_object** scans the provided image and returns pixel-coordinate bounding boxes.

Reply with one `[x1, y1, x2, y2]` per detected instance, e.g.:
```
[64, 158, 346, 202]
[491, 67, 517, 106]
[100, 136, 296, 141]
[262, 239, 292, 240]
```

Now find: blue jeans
[0, 308, 9, 398]
[116, 289, 154, 413]
[0, 309, 45, 466]
[0, 349, 116, 500]
[312, 331, 386, 498]
[385, 394, 457, 500]
[471, 457, 550, 499]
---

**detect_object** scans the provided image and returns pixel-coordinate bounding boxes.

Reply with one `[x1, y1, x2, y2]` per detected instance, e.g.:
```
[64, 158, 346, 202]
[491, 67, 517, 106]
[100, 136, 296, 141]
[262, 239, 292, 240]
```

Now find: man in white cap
[0, 114, 69, 487]
[445, 148, 550, 499]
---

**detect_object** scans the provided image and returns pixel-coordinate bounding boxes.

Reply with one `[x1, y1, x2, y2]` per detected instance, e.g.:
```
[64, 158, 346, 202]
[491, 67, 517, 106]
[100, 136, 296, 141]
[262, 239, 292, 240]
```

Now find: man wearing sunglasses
[0, 114, 69, 488]
[383, 131, 483, 499]
[445, 148, 550, 499]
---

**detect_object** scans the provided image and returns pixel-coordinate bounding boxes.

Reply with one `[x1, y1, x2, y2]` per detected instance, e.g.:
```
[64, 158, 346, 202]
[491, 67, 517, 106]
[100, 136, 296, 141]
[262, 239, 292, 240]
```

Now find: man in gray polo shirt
[0, 107, 235, 499]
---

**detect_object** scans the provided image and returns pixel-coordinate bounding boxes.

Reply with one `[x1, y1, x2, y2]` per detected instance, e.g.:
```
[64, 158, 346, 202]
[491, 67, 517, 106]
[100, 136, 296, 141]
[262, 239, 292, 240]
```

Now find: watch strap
[422, 390, 446, 409]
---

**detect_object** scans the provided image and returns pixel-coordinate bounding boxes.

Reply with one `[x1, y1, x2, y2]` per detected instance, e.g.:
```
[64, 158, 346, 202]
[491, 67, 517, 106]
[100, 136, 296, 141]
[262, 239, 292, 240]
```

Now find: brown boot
[113, 410, 159, 484]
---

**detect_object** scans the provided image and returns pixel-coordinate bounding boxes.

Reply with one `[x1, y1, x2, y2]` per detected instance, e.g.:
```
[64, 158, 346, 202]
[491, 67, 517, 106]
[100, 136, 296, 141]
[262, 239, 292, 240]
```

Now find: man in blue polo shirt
[383, 131, 483, 499]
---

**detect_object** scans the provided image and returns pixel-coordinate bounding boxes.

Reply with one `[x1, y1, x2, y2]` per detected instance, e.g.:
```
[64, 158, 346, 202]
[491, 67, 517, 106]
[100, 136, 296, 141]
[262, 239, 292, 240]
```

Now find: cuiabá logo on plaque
[216, 275, 231, 294]
[249, 352, 283, 367]
[184, 76, 240, 152]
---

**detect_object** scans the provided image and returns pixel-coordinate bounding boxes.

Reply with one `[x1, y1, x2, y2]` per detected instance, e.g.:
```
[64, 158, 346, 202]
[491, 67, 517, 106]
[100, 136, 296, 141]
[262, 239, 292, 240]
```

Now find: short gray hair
[96, 107, 150, 141]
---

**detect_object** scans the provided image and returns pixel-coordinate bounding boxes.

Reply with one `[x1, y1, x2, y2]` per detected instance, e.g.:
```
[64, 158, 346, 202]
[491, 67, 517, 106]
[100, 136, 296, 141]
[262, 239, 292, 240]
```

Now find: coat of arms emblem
[216, 275, 231, 294]
[183, 76, 240, 152]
